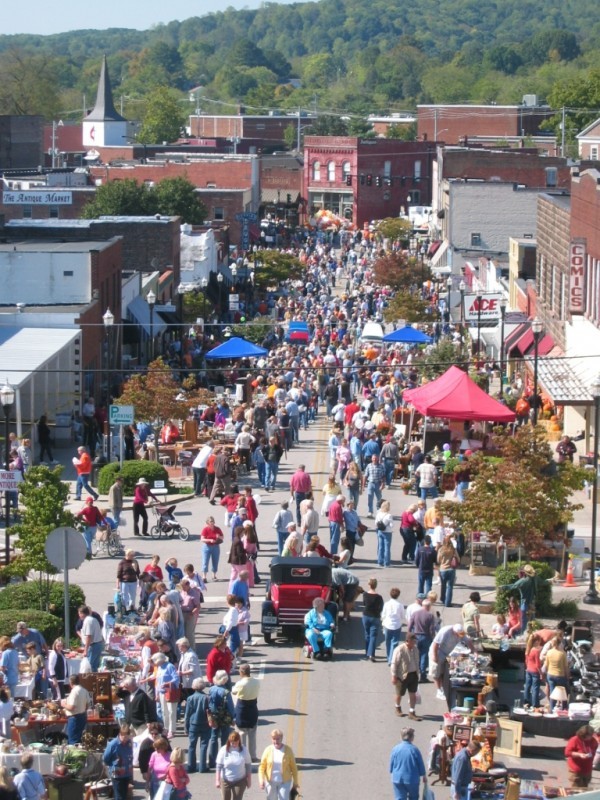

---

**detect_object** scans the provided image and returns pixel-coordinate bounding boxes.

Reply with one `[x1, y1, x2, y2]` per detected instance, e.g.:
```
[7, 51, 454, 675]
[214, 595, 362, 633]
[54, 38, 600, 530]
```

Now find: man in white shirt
[62, 675, 91, 744]
[405, 593, 425, 630]
[78, 606, 104, 671]
[415, 456, 439, 502]
[192, 441, 213, 497]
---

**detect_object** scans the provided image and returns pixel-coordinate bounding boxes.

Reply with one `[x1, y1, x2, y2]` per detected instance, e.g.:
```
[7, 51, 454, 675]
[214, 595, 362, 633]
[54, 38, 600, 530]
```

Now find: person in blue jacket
[389, 726, 427, 800]
[304, 597, 335, 660]
[103, 724, 134, 800]
[184, 678, 212, 773]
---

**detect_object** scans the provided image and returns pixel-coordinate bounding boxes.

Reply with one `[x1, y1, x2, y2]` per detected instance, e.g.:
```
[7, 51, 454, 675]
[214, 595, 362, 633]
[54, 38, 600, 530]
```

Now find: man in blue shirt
[12, 622, 47, 657]
[389, 727, 427, 800]
[451, 741, 480, 800]
[361, 432, 381, 466]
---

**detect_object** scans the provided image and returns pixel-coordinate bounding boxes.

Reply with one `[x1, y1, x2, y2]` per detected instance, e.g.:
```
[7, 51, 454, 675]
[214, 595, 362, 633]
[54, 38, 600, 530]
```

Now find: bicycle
[150, 504, 190, 541]
[92, 522, 124, 558]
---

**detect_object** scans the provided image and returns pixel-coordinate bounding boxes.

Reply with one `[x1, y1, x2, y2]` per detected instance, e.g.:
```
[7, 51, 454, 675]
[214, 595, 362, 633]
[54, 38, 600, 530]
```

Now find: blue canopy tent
[383, 326, 433, 344]
[204, 336, 268, 359]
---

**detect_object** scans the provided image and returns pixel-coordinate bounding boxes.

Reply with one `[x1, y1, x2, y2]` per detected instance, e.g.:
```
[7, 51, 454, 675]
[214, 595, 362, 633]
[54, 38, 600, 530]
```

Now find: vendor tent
[204, 337, 268, 360]
[403, 366, 516, 422]
[384, 326, 433, 344]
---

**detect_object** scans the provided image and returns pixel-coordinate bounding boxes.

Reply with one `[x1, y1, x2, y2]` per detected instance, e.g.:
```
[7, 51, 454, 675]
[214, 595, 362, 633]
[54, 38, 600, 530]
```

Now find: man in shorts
[391, 633, 421, 721]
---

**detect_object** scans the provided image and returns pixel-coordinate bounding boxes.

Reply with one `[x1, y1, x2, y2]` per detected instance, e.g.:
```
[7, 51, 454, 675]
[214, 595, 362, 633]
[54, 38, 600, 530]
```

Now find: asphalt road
[63, 416, 590, 798]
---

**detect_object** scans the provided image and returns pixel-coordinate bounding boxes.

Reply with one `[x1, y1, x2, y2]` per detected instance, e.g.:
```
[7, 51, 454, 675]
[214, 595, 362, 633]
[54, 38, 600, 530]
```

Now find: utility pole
[561, 106, 566, 158]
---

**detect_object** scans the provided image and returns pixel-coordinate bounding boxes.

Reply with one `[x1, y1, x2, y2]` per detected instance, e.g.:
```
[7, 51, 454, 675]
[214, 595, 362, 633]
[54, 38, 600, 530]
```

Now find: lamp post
[147, 289, 156, 362]
[459, 280, 466, 327]
[532, 316, 543, 425]
[499, 298, 507, 396]
[584, 374, 600, 605]
[103, 308, 114, 462]
[200, 276, 208, 324]
[0, 379, 15, 565]
[446, 277, 453, 325]
[217, 272, 224, 322]
[476, 294, 482, 360]
[177, 282, 186, 336]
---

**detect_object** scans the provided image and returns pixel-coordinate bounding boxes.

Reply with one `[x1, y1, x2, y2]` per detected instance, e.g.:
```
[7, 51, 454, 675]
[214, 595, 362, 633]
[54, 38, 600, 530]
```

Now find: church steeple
[82, 55, 128, 148]
[86, 55, 125, 122]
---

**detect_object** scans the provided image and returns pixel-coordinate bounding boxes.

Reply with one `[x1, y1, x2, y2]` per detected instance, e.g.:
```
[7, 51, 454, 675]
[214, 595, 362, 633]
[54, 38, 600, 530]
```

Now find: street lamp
[476, 294, 482, 360]
[459, 280, 466, 327]
[217, 273, 224, 321]
[200, 276, 208, 324]
[446, 277, 453, 323]
[147, 289, 156, 362]
[177, 282, 186, 334]
[499, 298, 507, 396]
[584, 373, 600, 605]
[531, 316, 543, 425]
[0, 379, 15, 565]
[103, 309, 114, 461]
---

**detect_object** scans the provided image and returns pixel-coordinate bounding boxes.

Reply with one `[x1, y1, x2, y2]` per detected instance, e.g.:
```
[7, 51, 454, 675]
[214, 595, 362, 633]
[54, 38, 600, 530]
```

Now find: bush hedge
[97, 460, 170, 496]
[0, 582, 86, 635]
[495, 561, 556, 616]
[0, 610, 63, 643]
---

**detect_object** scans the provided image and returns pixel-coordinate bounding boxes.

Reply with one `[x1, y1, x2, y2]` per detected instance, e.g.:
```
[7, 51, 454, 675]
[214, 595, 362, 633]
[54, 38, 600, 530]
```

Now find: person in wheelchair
[304, 597, 335, 660]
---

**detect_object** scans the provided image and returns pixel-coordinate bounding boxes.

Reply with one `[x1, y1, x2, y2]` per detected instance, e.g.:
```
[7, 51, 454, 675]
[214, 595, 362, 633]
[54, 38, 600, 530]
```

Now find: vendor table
[450, 681, 488, 708]
[480, 641, 525, 671]
[0, 751, 54, 774]
[15, 675, 36, 700]
[509, 712, 587, 738]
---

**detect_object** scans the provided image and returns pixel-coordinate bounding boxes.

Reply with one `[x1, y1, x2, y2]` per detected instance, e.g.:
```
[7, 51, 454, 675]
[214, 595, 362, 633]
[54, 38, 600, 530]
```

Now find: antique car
[261, 556, 338, 643]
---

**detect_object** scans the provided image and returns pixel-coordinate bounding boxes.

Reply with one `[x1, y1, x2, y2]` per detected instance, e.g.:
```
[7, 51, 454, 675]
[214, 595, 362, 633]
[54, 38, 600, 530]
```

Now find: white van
[359, 321, 384, 347]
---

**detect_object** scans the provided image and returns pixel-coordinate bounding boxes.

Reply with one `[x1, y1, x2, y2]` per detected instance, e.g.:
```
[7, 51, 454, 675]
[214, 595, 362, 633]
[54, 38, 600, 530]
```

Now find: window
[591, 146, 599, 160]
[312, 161, 321, 181]
[63, 270, 74, 277]
[471, 232, 481, 246]
[414, 160, 422, 179]
[384, 160, 391, 178]
[545, 167, 557, 187]
[327, 162, 335, 182]
[550, 264, 556, 311]
[342, 161, 351, 178]
[49, 206, 59, 219]
[22, 205, 32, 219]
[213, 207, 224, 220]
[560, 273, 566, 320]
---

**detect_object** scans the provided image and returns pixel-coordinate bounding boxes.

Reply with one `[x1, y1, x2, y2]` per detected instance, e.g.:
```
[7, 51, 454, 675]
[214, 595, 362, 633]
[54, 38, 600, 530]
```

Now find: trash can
[91, 455, 106, 487]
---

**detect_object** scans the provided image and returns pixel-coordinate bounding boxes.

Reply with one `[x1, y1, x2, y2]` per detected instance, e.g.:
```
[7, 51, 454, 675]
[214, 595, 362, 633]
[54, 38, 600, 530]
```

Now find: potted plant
[399, 479, 412, 495]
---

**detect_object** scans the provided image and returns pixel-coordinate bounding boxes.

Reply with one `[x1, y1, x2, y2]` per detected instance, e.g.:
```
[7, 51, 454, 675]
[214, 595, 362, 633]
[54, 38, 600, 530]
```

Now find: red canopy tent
[403, 366, 516, 422]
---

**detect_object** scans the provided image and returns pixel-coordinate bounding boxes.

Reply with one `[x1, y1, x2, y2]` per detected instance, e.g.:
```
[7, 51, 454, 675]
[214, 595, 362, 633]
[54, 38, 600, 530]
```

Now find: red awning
[523, 333, 554, 357]
[504, 322, 530, 355]
[428, 241, 441, 256]
[513, 328, 534, 356]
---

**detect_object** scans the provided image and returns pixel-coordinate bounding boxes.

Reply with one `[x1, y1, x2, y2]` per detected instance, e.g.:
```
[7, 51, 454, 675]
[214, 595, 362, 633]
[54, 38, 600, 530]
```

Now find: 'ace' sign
[464, 293, 502, 322]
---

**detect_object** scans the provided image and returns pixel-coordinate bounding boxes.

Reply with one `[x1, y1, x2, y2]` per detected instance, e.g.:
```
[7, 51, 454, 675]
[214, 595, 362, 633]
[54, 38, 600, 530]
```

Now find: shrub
[97, 460, 170, 496]
[0, 581, 86, 635]
[494, 561, 555, 616]
[0, 610, 63, 643]
[548, 599, 579, 619]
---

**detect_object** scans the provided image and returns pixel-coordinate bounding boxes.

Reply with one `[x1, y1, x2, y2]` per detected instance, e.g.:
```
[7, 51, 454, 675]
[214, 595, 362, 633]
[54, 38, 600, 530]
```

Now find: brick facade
[536, 194, 571, 350]
[417, 104, 554, 144]
[439, 148, 570, 190]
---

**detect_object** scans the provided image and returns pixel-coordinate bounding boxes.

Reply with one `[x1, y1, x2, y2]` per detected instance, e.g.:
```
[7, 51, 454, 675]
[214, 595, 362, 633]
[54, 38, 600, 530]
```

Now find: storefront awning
[430, 240, 449, 268]
[525, 355, 594, 405]
[513, 328, 534, 356]
[127, 296, 167, 337]
[504, 322, 530, 355]
[523, 333, 554, 357]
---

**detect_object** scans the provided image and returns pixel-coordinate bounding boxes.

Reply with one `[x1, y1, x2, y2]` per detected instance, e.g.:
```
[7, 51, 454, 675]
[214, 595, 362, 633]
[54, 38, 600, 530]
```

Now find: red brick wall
[418, 106, 552, 144]
[442, 149, 570, 189]
[571, 172, 600, 257]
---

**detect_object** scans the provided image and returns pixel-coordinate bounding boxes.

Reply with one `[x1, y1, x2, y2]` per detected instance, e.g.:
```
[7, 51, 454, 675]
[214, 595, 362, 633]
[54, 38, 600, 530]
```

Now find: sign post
[45, 527, 87, 641]
[109, 407, 134, 468]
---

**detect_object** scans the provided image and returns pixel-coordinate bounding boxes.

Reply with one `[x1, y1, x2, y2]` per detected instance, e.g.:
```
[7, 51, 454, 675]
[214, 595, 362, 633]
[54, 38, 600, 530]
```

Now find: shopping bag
[154, 781, 174, 800]
[355, 535, 364, 547]
[79, 657, 92, 674]
[422, 786, 435, 800]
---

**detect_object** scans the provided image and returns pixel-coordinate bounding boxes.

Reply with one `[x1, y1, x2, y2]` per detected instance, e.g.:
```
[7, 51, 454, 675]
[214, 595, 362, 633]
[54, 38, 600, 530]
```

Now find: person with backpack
[208, 671, 235, 770]
[185, 678, 212, 774]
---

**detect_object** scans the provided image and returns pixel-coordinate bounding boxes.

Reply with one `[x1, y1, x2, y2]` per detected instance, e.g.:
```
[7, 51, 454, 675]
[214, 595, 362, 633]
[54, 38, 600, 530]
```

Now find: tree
[419, 339, 468, 380]
[8, 467, 75, 599]
[386, 123, 417, 141]
[232, 316, 273, 344]
[153, 176, 207, 224]
[137, 87, 186, 144]
[116, 358, 213, 426]
[376, 217, 413, 245]
[82, 179, 152, 218]
[253, 251, 304, 289]
[440, 425, 588, 554]
[372, 252, 429, 292]
[383, 292, 432, 326]
[0, 48, 61, 117]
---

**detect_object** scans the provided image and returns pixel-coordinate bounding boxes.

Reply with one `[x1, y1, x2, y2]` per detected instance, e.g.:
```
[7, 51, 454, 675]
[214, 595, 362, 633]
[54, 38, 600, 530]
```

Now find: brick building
[303, 136, 436, 227]
[190, 112, 315, 149]
[417, 102, 557, 153]
[259, 153, 303, 224]
[0, 115, 44, 170]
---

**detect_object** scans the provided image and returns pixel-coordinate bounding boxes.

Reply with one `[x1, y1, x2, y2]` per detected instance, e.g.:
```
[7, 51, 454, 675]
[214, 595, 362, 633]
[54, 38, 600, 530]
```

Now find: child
[235, 597, 250, 660]
[222, 594, 240, 658]
[183, 563, 206, 600]
[164, 748, 190, 800]
[507, 597, 521, 638]
[491, 614, 508, 638]
[165, 558, 184, 591]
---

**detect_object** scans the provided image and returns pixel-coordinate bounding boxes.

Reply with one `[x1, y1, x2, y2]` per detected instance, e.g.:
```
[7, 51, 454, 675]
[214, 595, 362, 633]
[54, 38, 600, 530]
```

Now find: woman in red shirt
[201, 516, 224, 582]
[205, 636, 234, 685]
[565, 725, 598, 788]
[523, 633, 543, 708]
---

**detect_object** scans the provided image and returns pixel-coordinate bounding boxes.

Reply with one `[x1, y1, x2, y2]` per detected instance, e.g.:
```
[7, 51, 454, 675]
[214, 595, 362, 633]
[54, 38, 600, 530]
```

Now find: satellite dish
[45, 527, 87, 571]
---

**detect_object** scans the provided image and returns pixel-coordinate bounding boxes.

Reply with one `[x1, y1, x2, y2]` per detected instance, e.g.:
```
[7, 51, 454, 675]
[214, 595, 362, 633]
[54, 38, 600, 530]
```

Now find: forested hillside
[1, 0, 599, 147]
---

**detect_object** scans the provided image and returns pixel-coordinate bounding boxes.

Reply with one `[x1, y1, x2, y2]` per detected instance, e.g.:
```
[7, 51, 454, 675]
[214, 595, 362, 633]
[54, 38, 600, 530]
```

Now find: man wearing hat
[429, 624, 474, 704]
[133, 478, 158, 537]
[501, 564, 539, 634]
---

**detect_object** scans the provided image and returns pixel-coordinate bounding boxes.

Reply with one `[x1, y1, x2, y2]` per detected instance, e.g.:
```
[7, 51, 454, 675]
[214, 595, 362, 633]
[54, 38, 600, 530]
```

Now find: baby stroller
[150, 504, 190, 541]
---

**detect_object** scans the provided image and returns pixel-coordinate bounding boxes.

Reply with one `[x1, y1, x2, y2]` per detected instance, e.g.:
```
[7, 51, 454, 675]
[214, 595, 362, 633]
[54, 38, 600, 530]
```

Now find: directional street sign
[0, 470, 23, 491]
[109, 404, 134, 425]
[229, 293, 240, 311]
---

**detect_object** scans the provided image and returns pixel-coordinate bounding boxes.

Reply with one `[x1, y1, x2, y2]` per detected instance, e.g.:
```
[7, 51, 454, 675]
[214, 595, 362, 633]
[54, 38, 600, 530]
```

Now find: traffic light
[375, 176, 382, 187]
[384, 177, 392, 187]
[360, 174, 365, 185]
[346, 174, 352, 186]
[286, 194, 292, 203]
[366, 174, 372, 186]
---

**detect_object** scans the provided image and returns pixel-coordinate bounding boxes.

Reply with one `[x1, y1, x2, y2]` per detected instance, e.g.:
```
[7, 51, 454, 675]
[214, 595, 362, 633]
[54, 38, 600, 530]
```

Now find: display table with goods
[510, 703, 592, 739]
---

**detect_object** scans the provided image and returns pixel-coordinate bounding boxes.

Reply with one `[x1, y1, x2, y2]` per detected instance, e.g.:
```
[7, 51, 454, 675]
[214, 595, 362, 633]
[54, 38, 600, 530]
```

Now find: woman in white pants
[258, 729, 299, 800]
[152, 653, 179, 739]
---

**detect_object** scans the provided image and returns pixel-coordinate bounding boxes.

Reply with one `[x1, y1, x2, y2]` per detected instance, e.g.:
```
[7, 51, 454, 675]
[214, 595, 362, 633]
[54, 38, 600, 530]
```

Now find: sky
[1, 0, 300, 36]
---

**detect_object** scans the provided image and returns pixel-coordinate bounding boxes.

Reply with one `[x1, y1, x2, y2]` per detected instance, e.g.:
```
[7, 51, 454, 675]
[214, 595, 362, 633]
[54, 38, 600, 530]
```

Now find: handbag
[355, 534, 364, 547]
[164, 684, 181, 703]
[154, 781, 174, 800]
[450, 556, 460, 568]
[357, 522, 368, 535]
